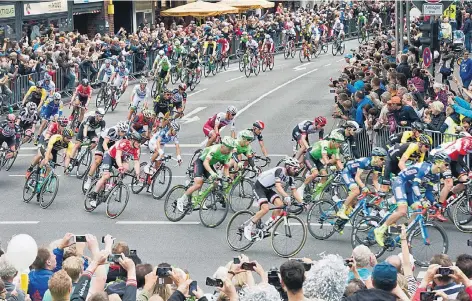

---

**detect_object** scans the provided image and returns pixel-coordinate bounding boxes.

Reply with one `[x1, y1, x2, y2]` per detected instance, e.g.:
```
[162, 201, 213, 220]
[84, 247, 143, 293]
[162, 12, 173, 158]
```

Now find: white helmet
[53, 92, 61, 100]
[283, 156, 300, 168]
[140, 77, 148, 85]
[26, 102, 37, 111]
[159, 50, 165, 56]
[116, 121, 129, 132]
[227, 105, 238, 115]
[170, 121, 181, 132]
[190, 47, 195, 52]
[265, 34, 271, 39]
[359, 12, 363, 16]
[95, 108, 106, 116]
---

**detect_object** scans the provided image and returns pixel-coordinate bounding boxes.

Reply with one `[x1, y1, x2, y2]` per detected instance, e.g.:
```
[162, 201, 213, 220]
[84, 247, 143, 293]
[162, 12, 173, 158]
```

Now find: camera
[156, 267, 172, 277]
[233, 257, 240, 264]
[74, 235, 87, 243]
[206, 277, 223, 288]
[344, 259, 354, 267]
[241, 262, 256, 271]
[107, 254, 121, 263]
[268, 267, 287, 301]
[420, 291, 437, 301]
[438, 267, 453, 277]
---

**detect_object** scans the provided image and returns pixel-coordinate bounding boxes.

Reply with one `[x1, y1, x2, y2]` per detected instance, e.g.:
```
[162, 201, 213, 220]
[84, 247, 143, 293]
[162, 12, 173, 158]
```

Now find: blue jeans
[465, 33, 472, 52]
[451, 21, 457, 32]
[462, 79, 471, 88]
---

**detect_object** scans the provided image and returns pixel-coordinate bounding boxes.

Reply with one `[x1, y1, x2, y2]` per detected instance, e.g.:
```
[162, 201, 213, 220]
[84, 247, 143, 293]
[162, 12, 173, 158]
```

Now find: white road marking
[183, 116, 200, 124]
[324, 63, 332, 67]
[337, 59, 344, 62]
[293, 63, 311, 71]
[116, 221, 201, 225]
[20, 146, 38, 150]
[187, 88, 207, 97]
[225, 76, 244, 83]
[0, 221, 40, 224]
[220, 67, 239, 73]
[18, 154, 34, 157]
[184, 106, 207, 118]
[140, 144, 201, 148]
[9, 174, 61, 177]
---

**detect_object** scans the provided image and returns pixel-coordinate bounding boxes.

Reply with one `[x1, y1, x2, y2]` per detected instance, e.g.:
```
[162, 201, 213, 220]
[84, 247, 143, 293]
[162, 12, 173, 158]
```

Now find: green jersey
[358, 16, 367, 26]
[235, 141, 252, 156]
[309, 140, 340, 160]
[200, 144, 232, 166]
[155, 56, 171, 71]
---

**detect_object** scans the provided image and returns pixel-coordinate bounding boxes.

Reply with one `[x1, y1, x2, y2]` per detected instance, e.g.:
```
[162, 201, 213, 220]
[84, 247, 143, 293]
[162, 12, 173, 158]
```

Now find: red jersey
[108, 139, 140, 161]
[131, 113, 153, 131]
[440, 137, 472, 161]
[46, 122, 59, 137]
[76, 85, 92, 97]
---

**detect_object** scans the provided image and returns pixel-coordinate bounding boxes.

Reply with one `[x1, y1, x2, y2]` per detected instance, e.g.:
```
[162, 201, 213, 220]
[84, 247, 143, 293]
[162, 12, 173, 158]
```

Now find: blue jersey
[40, 99, 63, 118]
[151, 128, 179, 145]
[396, 162, 441, 199]
[344, 157, 379, 176]
[117, 67, 129, 78]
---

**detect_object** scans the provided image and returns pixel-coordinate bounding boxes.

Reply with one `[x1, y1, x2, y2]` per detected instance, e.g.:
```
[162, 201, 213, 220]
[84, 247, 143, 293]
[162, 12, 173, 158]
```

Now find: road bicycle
[244, 54, 260, 78]
[203, 55, 217, 77]
[95, 81, 112, 108]
[331, 35, 345, 56]
[0, 145, 17, 172]
[83, 171, 131, 219]
[238, 49, 250, 72]
[226, 203, 307, 258]
[283, 31, 296, 59]
[351, 206, 448, 267]
[81, 160, 101, 194]
[299, 41, 312, 63]
[316, 37, 329, 55]
[131, 155, 175, 199]
[307, 191, 385, 240]
[164, 177, 229, 228]
[261, 51, 275, 72]
[299, 170, 349, 203]
[69, 104, 86, 132]
[104, 86, 120, 113]
[449, 181, 472, 232]
[217, 51, 231, 71]
[358, 26, 369, 44]
[181, 66, 202, 91]
[170, 58, 184, 84]
[68, 138, 94, 179]
[23, 162, 60, 209]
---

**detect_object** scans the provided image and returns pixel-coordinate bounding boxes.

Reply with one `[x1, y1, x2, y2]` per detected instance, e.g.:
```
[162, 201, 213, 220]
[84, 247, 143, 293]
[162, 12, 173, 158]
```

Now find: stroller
[452, 30, 465, 66]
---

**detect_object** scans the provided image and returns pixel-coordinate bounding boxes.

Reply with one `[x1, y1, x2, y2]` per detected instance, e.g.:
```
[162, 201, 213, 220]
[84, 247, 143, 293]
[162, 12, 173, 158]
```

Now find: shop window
[0, 23, 14, 45]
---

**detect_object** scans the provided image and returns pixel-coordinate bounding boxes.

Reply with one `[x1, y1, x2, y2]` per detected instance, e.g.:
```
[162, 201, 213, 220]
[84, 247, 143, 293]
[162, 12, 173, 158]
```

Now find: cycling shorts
[101, 153, 118, 172]
[341, 170, 358, 190]
[39, 146, 59, 163]
[203, 122, 215, 137]
[77, 94, 88, 106]
[95, 137, 115, 157]
[193, 158, 216, 178]
[0, 133, 15, 148]
[382, 155, 400, 184]
[40, 110, 58, 121]
[77, 125, 98, 142]
[392, 178, 418, 207]
[304, 150, 324, 171]
[450, 160, 465, 178]
[159, 69, 168, 79]
[154, 103, 170, 117]
[292, 126, 309, 144]
[254, 180, 279, 207]
[18, 120, 34, 131]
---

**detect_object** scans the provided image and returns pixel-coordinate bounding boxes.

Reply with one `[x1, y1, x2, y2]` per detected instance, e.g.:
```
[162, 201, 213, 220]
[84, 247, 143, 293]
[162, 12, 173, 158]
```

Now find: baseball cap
[387, 96, 401, 105]
[372, 262, 397, 287]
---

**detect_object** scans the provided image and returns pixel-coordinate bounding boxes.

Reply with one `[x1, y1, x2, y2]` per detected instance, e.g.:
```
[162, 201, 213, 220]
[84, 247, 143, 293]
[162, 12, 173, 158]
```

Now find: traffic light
[419, 23, 432, 49]
[431, 20, 440, 51]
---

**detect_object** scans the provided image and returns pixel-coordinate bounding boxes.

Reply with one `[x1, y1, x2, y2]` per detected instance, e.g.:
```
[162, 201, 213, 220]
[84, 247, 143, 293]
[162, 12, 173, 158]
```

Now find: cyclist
[373, 152, 451, 247]
[332, 121, 360, 159]
[311, 23, 321, 49]
[387, 121, 426, 148]
[72, 108, 106, 160]
[128, 78, 151, 121]
[381, 134, 432, 189]
[0, 114, 20, 160]
[248, 120, 269, 159]
[432, 136, 472, 221]
[83, 121, 129, 190]
[202, 35, 217, 58]
[131, 109, 155, 140]
[152, 50, 171, 84]
[171, 83, 187, 116]
[145, 121, 182, 175]
[243, 156, 304, 241]
[246, 36, 259, 59]
[18, 102, 39, 144]
[357, 12, 367, 32]
[37, 92, 63, 141]
[292, 116, 327, 162]
[240, 32, 249, 53]
[371, 13, 383, 33]
[217, 35, 230, 59]
[262, 34, 274, 54]
[22, 82, 47, 110]
[176, 136, 238, 212]
[203, 106, 237, 147]
[88, 132, 143, 208]
[297, 131, 345, 198]
[173, 40, 187, 60]
[185, 47, 200, 74]
[98, 59, 115, 83]
[110, 62, 129, 100]
[41, 74, 56, 98]
[26, 116, 69, 179]
[153, 88, 173, 117]
[38, 128, 75, 178]
[337, 147, 387, 220]
[333, 18, 345, 40]
[70, 79, 92, 126]
[230, 130, 256, 172]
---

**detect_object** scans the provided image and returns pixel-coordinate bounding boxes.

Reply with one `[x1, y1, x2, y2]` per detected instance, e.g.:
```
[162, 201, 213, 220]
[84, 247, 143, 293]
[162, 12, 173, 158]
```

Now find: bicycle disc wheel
[105, 183, 130, 219]
[271, 215, 307, 257]
[76, 149, 92, 179]
[229, 178, 254, 212]
[350, 216, 386, 258]
[84, 179, 100, 212]
[131, 162, 147, 194]
[164, 185, 189, 222]
[408, 222, 448, 267]
[39, 174, 59, 209]
[306, 199, 337, 240]
[152, 165, 173, 200]
[452, 197, 472, 233]
[226, 210, 255, 251]
[199, 190, 229, 228]
[23, 172, 37, 203]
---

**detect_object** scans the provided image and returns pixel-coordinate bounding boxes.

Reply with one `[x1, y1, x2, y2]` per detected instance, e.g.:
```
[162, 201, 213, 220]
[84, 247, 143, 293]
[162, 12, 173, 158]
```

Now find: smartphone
[344, 259, 354, 267]
[233, 257, 240, 264]
[468, 239, 472, 247]
[156, 267, 172, 277]
[74, 235, 87, 243]
[330, 89, 336, 93]
[206, 277, 223, 288]
[290, 258, 312, 271]
[438, 267, 452, 276]
[420, 291, 437, 301]
[241, 262, 256, 271]
[101, 236, 114, 243]
[107, 254, 121, 263]
[129, 250, 137, 256]
[447, 75, 453, 80]
[189, 281, 197, 297]
[388, 226, 402, 235]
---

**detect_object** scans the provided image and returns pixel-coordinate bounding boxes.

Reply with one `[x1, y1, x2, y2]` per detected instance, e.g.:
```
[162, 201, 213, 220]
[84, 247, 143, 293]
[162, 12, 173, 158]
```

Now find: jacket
[28, 269, 54, 301]
[71, 271, 137, 301]
[393, 105, 420, 126]
[396, 62, 411, 79]
[345, 288, 396, 301]
[5, 281, 26, 301]
[427, 111, 446, 131]
[452, 96, 472, 118]
[460, 58, 472, 83]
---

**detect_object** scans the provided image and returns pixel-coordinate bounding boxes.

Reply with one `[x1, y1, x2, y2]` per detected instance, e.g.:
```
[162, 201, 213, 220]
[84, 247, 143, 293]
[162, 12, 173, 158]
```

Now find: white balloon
[6, 234, 38, 271]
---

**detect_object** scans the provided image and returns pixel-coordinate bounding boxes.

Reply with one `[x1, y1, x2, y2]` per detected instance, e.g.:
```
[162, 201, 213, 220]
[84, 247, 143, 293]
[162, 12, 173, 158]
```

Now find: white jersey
[257, 166, 295, 190]
[131, 85, 150, 107]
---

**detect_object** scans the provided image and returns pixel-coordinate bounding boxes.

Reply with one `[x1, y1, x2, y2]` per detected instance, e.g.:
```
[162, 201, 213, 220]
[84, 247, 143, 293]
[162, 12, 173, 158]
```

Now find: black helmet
[411, 121, 425, 132]
[128, 131, 142, 141]
[81, 78, 90, 86]
[432, 151, 451, 163]
[371, 147, 387, 157]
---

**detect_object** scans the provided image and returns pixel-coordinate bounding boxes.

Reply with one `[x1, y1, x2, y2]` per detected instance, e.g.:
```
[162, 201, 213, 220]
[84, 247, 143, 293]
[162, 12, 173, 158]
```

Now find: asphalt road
[1, 40, 470, 287]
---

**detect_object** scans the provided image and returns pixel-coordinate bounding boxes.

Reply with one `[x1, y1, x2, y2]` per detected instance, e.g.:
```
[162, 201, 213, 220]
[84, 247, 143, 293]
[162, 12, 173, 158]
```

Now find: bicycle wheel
[229, 178, 255, 212]
[199, 190, 229, 228]
[283, 45, 290, 59]
[95, 88, 103, 107]
[340, 43, 346, 55]
[195, 67, 202, 84]
[211, 61, 217, 76]
[350, 216, 386, 258]
[253, 59, 261, 76]
[261, 56, 268, 72]
[244, 60, 252, 78]
[170, 67, 179, 84]
[189, 73, 197, 91]
[105, 183, 130, 219]
[81, 173, 93, 195]
[84, 178, 100, 212]
[269, 54, 275, 70]
[318, 183, 349, 203]
[408, 222, 448, 267]
[204, 61, 210, 77]
[332, 42, 338, 56]
[290, 42, 296, 58]
[226, 210, 255, 251]
[151, 79, 158, 98]
[239, 56, 245, 72]
[306, 199, 337, 240]
[452, 197, 472, 233]
[4, 151, 17, 171]
[164, 185, 189, 222]
[23, 171, 38, 203]
[299, 47, 306, 63]
[39, 174, 59, 209]
[222, 56, 230, 71]
[271, 215, 307, 257]
[357, 32, 363, 43]
[131, 162, 146, 194]
[151, 165, 173, 200]
[76, 148, 92, 179]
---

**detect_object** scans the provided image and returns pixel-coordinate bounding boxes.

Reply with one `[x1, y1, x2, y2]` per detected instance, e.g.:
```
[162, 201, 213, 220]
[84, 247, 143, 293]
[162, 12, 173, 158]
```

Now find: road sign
[423, 3, 443, 15]
[423, 47, 432, 67]
[413, 0, 451, 11]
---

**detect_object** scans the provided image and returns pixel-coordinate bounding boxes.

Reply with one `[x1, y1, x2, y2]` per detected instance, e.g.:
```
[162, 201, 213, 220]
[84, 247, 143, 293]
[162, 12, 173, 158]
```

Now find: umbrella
[161, 1, 238, 17]
[220, 0, 275, 11]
